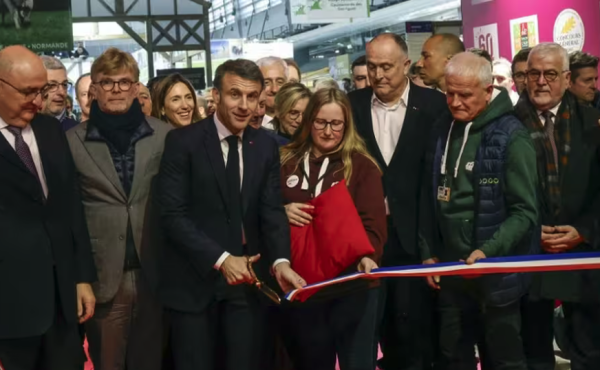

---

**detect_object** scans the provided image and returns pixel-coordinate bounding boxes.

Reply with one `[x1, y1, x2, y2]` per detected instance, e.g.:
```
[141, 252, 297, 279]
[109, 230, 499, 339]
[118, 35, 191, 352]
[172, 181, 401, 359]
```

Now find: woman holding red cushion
[279, 88, 387, 370]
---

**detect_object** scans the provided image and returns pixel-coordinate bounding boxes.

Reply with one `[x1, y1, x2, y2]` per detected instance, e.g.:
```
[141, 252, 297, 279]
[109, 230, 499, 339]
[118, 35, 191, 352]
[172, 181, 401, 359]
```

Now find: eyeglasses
[0, 78, 48, 101]
[95, 79, 136, 92]
[246, 256, 281, 305]
[46, 82, 73, 92]
[313, 118, 345, 132]
[513, 72, 526, 82]
[526, 70, 569, 83]
[288, 110, 303, 120]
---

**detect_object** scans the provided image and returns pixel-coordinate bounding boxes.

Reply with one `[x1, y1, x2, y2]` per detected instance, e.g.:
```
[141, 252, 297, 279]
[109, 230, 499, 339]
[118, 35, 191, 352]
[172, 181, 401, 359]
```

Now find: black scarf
[89, 99, 145, 154]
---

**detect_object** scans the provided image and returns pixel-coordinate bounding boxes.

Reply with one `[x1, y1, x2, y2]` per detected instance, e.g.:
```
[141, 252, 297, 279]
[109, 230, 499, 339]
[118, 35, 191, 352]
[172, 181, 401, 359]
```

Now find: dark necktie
[542, 110, 558, 172]
[6, 126, 44, 187]
[225, 135, 243, 248]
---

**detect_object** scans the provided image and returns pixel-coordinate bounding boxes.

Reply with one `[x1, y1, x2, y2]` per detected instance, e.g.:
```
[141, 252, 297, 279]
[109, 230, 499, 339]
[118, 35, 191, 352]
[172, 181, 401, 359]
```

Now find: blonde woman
[279, 88, 387, 370]
[271, 82, 312, 141]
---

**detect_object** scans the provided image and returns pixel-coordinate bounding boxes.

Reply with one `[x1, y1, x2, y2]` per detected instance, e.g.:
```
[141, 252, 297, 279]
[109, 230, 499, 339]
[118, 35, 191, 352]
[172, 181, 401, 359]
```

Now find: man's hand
[357, 257, 378, 273]
[423, 258, 440, 290]
[274, 262, 307, 294]
[77, 283, 96, 324]
[543, 225, 582, 253]
[465, 249, 486, 265]
[220, 254, 260, 285]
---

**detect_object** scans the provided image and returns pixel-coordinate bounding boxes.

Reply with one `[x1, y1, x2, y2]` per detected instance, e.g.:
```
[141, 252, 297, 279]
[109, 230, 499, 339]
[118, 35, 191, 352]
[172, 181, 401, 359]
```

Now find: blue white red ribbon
[285, 252, 600, 302]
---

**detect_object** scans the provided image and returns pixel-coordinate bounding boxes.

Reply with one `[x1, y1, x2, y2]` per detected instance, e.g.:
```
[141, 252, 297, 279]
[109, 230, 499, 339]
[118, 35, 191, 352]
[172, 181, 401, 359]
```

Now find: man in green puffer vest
[420, 52, 538, 370]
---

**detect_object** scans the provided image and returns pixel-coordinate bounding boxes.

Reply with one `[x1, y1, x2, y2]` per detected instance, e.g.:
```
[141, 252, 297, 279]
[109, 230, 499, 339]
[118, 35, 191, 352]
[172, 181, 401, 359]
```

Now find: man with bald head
[0, 45, 96, 370]
[348, 32, 447, 370]
[417, 33, 466, 92]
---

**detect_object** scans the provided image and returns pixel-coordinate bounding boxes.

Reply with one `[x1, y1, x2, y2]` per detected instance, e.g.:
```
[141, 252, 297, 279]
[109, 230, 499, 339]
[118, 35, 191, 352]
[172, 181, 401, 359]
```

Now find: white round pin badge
[286, 175, 300, 188]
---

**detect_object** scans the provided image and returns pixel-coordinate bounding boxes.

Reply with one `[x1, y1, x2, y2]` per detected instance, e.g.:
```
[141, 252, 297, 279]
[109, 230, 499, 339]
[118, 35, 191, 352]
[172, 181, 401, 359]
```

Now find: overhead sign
[406, 22, 433, 34]
[0, 0, 73, 52]
[291, 0, 369, 24]
[553, 9, 585, 53]
[157, 68, 207, 91]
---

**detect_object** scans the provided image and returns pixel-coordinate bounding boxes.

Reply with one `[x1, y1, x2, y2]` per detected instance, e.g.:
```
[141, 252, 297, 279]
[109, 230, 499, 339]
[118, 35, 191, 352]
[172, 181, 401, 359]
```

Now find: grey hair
[492, 57, 513, 79]
[445, 52, 493, 87]
[528, 43, 569, 71]
[256, 56, 289, 79]
[40, 55, 66, 71]
[314, 78, 340, 91]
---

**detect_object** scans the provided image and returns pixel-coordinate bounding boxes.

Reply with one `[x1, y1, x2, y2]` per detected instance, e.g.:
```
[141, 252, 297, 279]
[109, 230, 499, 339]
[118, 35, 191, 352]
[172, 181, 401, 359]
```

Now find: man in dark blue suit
[157, 59, 306, 370]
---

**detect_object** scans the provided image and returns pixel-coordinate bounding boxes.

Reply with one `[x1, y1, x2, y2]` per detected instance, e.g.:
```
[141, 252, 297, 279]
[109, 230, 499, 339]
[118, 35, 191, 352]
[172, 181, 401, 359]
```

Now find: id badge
[437, 186, 451, 202]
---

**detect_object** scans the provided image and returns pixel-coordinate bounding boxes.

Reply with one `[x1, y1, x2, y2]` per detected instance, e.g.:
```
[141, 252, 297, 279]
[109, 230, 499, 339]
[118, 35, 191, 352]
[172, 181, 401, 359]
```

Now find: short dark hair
[408, 62, 420, 77]
[285, 58, 301, 82]
[434, 33, 465, 56]
[351, 55, 367, 74]
[213, 59, 265, 92]
[569, 51, 599, 82]
[370, 33, 409, 56]
[75, 72, 91, 98]
[467, 47, 493, 65]
[511, 48, 531, 74]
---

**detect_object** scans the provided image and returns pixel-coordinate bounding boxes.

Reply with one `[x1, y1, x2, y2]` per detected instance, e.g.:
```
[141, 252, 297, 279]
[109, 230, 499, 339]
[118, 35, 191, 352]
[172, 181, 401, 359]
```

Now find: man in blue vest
[420, 52, 538, 370]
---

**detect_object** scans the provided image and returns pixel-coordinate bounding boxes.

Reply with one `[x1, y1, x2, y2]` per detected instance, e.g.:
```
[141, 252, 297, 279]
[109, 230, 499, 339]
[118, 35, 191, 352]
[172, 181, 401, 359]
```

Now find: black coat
[348, 83, 448, 263]
[156, 117, 290, 312]
[0, 114, 96, 339]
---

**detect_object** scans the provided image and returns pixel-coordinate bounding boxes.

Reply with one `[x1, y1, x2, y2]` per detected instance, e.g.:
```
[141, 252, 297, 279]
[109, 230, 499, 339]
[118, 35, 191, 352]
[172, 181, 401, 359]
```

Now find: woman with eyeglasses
[151, 73, 201, 127]
[271, 82, 312, 142]
[279, 88, 387, 370]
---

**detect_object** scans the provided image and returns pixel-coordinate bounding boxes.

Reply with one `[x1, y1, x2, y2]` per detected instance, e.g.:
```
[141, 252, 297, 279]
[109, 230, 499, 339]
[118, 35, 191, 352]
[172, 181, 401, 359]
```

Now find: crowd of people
[0, 30, 599, 370]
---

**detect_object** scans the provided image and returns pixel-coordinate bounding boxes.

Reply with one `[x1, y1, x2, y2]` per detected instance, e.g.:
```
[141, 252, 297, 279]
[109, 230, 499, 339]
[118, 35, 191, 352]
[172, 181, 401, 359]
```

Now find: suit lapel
[31, 118, 55, 200]
[129, 128, 154, 201]
[75, 124, 127, 202]
[241, 128, 257, 216]
[204, 120, 230, 214]
[0, 129, 29, 175]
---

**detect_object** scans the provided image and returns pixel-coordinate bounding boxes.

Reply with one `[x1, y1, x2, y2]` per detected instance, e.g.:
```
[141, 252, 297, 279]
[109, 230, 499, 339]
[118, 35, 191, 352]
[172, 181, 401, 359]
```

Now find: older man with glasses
[65, 47, 171, 370]
[39, 56, 79, 131]
[515, 42, 600, 370]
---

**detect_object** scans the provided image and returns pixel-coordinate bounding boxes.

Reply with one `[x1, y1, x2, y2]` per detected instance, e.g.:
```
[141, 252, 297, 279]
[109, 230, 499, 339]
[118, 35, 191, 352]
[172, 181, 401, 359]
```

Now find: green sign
[0, 0, 74, 52]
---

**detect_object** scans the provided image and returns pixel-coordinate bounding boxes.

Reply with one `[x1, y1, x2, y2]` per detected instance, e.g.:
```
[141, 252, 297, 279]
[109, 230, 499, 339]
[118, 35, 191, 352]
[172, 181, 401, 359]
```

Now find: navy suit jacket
[156, 116, 291, 312]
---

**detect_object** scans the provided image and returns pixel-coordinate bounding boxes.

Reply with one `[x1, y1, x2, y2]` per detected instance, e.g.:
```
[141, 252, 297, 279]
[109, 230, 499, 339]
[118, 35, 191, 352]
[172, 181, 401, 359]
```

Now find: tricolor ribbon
[285, 252, 600, 302]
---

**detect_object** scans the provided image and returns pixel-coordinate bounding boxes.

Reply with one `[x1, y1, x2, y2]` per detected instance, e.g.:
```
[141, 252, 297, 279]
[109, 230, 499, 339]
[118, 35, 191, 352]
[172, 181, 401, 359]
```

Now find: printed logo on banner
[473, 23, 500, 60]
[553, 9, 585, 53]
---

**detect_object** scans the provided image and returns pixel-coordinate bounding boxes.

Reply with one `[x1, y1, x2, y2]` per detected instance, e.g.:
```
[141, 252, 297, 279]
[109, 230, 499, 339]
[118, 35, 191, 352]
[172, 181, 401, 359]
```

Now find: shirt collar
[371, 78, 410, 110]
[55, 109, 67, 122]
[214, 112, 244, 141]
[0, 115, 30, 131]
[537, 103, 561, 118]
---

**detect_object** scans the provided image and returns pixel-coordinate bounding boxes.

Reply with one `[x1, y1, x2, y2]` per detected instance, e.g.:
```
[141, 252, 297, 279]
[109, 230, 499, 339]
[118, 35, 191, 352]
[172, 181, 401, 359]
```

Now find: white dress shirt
[261, 114, 274, 130]
[213, 114, 289, 270]
[371, 79, 410, 215]
[0, 117, 48, 198]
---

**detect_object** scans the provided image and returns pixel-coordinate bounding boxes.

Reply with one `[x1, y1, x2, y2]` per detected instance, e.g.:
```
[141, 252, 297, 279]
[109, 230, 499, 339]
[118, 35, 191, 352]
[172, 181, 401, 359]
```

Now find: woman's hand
[357, 257, 378, 273]
[285, 203, 314, 227]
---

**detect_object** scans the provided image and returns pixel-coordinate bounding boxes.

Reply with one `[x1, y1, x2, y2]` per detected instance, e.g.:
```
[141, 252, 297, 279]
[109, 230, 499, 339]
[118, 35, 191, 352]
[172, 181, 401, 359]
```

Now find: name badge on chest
[437, 178, 451, 202]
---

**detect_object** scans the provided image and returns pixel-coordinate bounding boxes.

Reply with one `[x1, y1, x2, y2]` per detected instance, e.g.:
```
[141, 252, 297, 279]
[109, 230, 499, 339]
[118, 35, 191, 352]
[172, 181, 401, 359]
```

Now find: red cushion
[290, 180, 375, 294]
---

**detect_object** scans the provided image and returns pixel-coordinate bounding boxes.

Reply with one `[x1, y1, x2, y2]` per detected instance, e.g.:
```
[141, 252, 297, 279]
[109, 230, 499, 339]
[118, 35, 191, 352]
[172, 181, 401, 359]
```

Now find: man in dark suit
[348, 33, 447, 370]
[0, 45, 96, 370]
[157, 59, 306, 370]
[515, 43, 600, 370]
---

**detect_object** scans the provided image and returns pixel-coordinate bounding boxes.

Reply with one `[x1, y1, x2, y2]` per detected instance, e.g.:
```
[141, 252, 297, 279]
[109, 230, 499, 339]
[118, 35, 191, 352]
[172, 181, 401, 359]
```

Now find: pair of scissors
[245, 256, 282, 305]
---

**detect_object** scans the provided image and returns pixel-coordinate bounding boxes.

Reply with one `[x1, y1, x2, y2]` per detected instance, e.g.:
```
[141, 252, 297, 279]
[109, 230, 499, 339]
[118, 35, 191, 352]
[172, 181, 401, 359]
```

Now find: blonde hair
[91, 47, 140, 81]
[280, 88, 380, 185]
[273, 82, 312, 131]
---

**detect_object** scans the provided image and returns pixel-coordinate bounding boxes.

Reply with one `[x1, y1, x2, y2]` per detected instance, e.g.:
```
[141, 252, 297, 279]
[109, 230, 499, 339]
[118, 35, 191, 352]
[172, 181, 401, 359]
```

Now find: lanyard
[300, 152, 332, 198]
